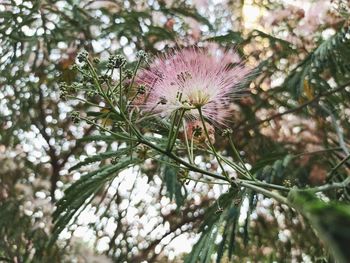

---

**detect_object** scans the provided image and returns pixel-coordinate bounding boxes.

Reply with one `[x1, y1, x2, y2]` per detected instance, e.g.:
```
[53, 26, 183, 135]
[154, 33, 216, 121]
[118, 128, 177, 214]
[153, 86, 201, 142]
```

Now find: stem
[198, 107, 230, 180]
[291, 147, 342, 158]
[66, 95, 104, 108]
[128, 90, 140, 106]
[324, 106, 350, 155]
[79, 116, 136, 141]
[308, 176, 350, 193]
[126, 57, 142, 99]
[111, 72, 128, 95]
[184, 177, 231, 185]
[328, 154, 350, 178]
[239, 181, 289, 205]
[235, 80, 350, 132]
[238, 179, 290, 192]
[119, 67, 123, 111]
[86, 60, 106, 97]
[214, 150, 248, 178]
[228, 136, 255, 180]
[183, 119, 193, 163]
[168, 109, 185, 152]
[141, 138, 227, 181]
[166, 110, 179, 151]
[147, 155, 230, 185]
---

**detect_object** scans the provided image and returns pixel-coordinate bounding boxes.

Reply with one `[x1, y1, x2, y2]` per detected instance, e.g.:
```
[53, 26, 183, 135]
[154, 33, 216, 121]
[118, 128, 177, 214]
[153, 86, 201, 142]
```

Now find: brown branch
[36, 87, 60, 202]
[234, 81, 350, 131]
[58, 125, 94, 169]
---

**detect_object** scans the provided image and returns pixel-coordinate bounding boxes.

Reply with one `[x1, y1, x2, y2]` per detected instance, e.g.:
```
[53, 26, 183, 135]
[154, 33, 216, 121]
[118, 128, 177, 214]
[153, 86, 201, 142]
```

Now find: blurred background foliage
[0, 0, 350, 262]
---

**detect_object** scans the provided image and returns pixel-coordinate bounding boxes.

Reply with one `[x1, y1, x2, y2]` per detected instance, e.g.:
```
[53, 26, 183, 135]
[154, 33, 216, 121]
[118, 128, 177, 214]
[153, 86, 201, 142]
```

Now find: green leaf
[77, 133, 134, 142]
[163, 162, 185, 207]
[254, 154, 293, 183]
[204, 31, 244, 44]
[69, 148, 130, 171]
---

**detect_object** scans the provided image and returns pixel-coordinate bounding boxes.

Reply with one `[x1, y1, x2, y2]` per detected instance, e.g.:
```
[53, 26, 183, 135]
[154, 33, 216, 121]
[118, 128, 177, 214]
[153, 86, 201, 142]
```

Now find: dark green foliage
[288, 190, 350, 263]
[285, 25, 350, 97]
[185, 189, 243, 263]
[51, 157, 140, 244]
[254, 154, 293, 184]
[163, 163, 186, 207]
[205, 30, 244, 45]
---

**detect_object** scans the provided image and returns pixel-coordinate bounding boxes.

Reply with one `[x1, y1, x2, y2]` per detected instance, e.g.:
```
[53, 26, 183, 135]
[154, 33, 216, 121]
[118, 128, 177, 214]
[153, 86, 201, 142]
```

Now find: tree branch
[235, 81, 350, 131]
[36, 86, 60, 202]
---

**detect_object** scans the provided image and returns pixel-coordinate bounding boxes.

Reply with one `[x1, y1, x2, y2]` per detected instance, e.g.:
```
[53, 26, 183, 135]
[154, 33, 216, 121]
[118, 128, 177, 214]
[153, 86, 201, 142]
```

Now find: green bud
[138, 85, 146, 95]
[71, 64, 79, 70]
[125, 69, 133, 79]
[136, 50, 148, 61]
[77, 50, 89, 63]
[107, 54, 126, 69]
[221, 128, 233, 136]
[70, 111, 80, 123]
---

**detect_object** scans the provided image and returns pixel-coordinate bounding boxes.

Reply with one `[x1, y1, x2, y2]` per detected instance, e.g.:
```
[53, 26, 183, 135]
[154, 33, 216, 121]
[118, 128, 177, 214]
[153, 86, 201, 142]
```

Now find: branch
[328, 154, 350, 178]
[36, 86, 60, 202]
[309, 176, 350, 193]
[235, 81, 350, 131]
[58, 125, 95, 169]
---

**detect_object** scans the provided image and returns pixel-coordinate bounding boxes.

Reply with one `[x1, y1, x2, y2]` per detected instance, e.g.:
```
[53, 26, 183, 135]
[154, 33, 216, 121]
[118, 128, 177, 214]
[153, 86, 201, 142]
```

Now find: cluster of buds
[77, 50, 89, 63]
[192, 125, 203, 137]
[92, 57, 100, 64]
[59, 82, 69, 100]
[159, 96, 167, 105]
[70, 111, 80, 123]
[137, 85, 146, 95]
[98, 74, 111, 84]
[125, 69, 133, 79]
[107, 54, 126, 69]
[82, 74, 93, 85]
[136, 50, 148, 61]
[221, 128, 233, 137]
[86, 90, 96, 97]
[59, 82, 80, 100]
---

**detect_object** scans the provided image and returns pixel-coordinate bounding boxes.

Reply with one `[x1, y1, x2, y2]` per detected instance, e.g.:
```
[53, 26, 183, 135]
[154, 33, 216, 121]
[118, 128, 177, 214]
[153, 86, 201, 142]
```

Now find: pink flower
[135, 48, 251, 126]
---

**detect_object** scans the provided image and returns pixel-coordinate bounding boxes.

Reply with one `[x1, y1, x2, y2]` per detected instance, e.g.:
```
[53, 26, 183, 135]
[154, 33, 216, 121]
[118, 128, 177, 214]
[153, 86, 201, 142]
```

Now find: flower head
[135, 48, 251, 126]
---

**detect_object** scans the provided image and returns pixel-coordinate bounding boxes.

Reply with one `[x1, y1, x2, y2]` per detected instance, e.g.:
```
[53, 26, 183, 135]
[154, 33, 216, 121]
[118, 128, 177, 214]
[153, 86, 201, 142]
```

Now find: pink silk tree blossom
[135, 48, 251, 126]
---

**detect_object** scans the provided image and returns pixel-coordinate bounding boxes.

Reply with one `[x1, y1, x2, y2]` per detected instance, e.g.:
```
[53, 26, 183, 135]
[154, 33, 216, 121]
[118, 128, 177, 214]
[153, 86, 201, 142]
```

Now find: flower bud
[77, 50, 89, 63]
